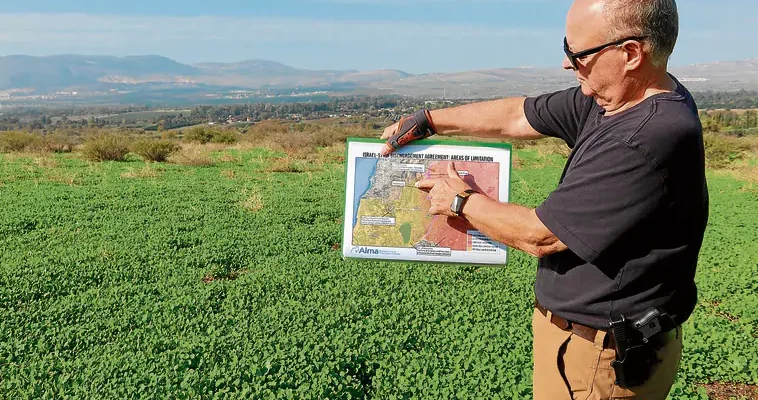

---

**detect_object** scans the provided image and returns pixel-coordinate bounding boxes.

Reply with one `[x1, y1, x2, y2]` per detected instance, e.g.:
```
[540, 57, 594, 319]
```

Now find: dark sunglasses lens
[563, 38, 578, 69]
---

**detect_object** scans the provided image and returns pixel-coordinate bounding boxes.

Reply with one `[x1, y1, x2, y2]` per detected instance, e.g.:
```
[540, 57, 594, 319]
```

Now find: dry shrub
[160, 130, 179, 140]
[240, 186, 264, 212]
[130, 139, 180, 162]
[522, 137, 571, 158]
[183, 126, 215, 144]
[311, 128, 351, 147]
[0, 131, 41, 153]
[42, 132, 80, 153]
[168, 143, 214, 166]
[205, 143, 230, 152]
[245, 120, 289, 138]
[703, 133, 751, 169]
[81, 134, 130, 162]
[210, 129, 237, 144]
[270, 134, 316, 157]
[120, 165, 162, 179]
[240, 120, 378, 156]
[184, 126, 237, 144]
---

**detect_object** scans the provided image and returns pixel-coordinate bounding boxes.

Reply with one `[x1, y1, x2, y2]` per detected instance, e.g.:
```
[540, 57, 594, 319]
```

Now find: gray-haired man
[381, 1, 707, 399]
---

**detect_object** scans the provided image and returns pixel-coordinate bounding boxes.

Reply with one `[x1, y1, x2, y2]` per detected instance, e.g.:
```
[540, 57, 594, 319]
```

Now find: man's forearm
[429, 98, 543, 140]
[461, 194, 567, 258]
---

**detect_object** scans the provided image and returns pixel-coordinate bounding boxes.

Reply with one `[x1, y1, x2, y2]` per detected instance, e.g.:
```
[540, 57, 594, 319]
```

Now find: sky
[0, 0, 756, 74]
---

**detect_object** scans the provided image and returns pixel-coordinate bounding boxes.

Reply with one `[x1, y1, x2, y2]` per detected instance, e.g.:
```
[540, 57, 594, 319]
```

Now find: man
[379, 0, 708, 399]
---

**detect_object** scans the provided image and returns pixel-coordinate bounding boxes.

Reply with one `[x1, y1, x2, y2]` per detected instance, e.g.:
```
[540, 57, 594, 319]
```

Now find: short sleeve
[535, 138, 666, 264]
[524, 86, 593, 147]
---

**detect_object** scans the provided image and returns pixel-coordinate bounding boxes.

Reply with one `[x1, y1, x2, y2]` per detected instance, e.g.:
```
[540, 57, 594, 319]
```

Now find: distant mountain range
[1, 54, 757, 105]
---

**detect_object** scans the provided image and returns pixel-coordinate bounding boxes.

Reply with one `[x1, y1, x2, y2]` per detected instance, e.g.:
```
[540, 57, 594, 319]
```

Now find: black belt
[535, 299, 616, 350]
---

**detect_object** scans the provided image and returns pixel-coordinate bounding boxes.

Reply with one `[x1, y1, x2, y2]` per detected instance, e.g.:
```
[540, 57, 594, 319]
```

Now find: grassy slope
[0, 148, 755, 399]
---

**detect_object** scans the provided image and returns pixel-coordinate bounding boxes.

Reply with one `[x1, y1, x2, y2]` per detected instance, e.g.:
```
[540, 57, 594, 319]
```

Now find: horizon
[1, 1, 757, 74]
[1, 53, 757, 75]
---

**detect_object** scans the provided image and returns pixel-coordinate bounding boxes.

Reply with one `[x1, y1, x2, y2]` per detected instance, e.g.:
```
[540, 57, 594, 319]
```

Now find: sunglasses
[563, 36, 646, 70]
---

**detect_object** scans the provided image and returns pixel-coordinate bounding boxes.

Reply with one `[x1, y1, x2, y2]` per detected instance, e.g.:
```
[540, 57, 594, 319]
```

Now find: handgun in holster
[609, 307, 676, 388]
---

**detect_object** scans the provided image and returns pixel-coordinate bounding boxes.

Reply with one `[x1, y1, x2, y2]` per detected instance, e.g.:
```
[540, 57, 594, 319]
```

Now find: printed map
[351, 157, 499, 251]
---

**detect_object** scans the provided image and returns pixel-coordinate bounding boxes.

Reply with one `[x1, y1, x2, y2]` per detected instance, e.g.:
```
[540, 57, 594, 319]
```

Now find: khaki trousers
[532, 308, 683, 400]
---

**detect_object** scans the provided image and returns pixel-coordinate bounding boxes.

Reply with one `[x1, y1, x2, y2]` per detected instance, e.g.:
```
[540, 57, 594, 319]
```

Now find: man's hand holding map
[342, 138, 511, 265]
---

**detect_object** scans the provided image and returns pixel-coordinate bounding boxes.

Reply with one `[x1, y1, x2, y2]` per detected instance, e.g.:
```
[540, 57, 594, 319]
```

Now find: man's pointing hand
[415, 162, 473, 217]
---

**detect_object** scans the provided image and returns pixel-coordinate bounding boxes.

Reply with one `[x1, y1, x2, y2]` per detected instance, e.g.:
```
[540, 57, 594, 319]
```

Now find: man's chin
[579, 83, 594, 97]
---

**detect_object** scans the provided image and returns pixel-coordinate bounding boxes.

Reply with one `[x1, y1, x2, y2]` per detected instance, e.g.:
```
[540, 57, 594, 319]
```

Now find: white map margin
[342, 140, 511, 266]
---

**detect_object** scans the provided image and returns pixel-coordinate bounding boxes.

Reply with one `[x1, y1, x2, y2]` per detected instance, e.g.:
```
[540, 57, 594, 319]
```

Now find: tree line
[2, 92, 758, 134]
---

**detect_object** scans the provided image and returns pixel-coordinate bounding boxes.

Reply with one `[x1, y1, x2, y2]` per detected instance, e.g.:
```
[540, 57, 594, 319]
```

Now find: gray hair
[602, 0, 679, 68]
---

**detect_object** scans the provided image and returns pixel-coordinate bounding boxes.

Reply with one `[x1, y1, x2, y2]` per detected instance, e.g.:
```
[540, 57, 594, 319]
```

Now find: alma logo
[352, 246, 380, 255]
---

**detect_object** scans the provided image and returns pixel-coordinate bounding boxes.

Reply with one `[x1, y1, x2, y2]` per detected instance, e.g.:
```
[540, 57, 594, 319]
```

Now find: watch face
[451, 196, 462, 214]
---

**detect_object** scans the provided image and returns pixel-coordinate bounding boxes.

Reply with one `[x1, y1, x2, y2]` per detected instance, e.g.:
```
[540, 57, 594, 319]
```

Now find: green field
[0, 146, 756, 399]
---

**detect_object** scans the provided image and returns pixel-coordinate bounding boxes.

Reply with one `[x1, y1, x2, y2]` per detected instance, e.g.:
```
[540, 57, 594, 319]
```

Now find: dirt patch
[45, 170, 81, 186]
[120, 165, 163, 179]
[240, 186, 264, 212]
[703, 301, 741, 323]
[729, 164, 758, 192]
[511, 154, 523, 170]
[202, 268, 248, 283]
[219, 153, 241, 163]
[699, 382, 758, 400]
[715, 310, 740, 323]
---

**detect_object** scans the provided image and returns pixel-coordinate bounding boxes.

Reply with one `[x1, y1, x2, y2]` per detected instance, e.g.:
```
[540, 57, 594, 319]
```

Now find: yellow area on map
[352, 185, 429, 247]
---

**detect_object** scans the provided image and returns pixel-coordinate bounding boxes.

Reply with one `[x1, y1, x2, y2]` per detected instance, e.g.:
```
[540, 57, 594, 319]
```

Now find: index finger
[380, 142, 395, 156]
[415, 178, 437, 190]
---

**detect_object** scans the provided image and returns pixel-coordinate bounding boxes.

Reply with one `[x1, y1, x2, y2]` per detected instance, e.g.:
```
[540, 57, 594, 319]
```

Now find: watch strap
[458, 189, 478, 199]
[451, 189, 479, 216]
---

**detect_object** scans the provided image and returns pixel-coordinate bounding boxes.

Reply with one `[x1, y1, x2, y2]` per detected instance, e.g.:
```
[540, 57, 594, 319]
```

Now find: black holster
[609, 307, 676, 388]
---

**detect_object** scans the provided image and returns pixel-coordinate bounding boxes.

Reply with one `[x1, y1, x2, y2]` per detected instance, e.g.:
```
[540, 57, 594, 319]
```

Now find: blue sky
[1, 0, 756, 73]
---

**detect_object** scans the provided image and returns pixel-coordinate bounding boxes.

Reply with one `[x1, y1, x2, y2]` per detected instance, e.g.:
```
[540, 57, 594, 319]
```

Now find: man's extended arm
[381, 98, 545, 152]
[426, 98, 544, 140]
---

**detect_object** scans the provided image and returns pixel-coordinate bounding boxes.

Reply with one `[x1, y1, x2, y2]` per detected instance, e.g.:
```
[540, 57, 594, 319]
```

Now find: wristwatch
[450, 189, 478, 217]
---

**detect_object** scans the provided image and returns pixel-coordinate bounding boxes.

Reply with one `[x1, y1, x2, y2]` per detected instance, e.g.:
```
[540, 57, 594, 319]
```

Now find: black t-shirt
[524, 74, 709, 330]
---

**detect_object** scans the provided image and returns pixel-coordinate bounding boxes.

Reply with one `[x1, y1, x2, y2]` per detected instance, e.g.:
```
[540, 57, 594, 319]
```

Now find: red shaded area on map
[419, 161, 500, 251]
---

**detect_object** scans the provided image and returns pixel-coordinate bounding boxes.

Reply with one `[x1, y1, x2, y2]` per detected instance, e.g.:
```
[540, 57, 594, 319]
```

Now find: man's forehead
[566, 0, 607, 44]
[570, 0, 606, 14]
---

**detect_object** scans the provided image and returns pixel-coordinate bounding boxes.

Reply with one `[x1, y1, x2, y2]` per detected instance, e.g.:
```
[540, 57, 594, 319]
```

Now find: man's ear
[623, 40, 645, 71]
